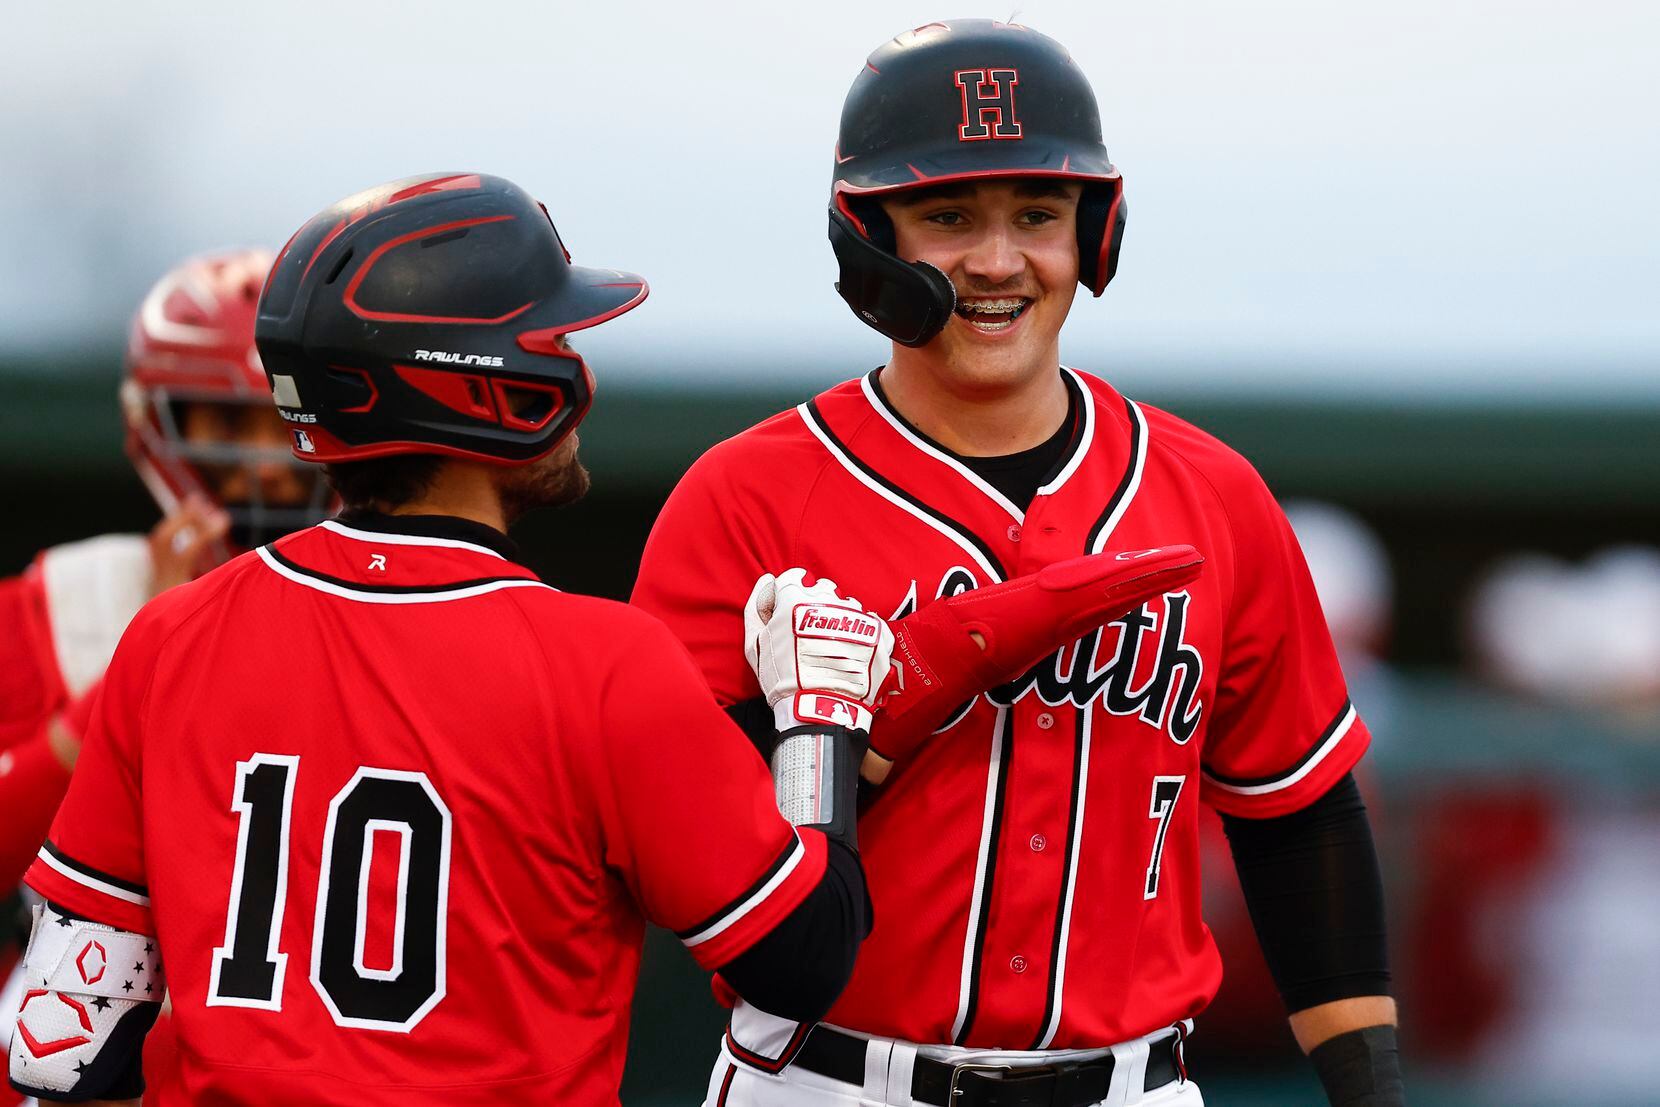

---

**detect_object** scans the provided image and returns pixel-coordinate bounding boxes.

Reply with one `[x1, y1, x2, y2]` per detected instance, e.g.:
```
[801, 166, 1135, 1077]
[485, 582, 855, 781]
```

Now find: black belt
[789, 1024, 1184, 1107]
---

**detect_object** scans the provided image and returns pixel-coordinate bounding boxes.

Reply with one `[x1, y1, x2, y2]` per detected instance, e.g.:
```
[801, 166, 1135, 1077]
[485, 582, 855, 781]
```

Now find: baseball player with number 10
[634, 20, 1405, 1107]
[5, 172, 1202, 1107]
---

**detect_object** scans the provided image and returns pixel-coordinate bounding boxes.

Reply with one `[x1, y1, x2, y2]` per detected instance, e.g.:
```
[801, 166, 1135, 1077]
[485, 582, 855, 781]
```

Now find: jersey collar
[857, 366, 1097, 524]
[329, 510, 525, 565]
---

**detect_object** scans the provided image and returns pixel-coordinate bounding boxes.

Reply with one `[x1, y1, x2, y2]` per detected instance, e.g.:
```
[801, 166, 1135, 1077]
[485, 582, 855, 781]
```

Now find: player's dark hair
[323, 454, 446, 512]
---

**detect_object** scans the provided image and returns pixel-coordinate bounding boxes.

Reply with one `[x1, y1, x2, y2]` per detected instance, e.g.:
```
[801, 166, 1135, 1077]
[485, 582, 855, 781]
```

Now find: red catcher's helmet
[122, 248, 333, 548]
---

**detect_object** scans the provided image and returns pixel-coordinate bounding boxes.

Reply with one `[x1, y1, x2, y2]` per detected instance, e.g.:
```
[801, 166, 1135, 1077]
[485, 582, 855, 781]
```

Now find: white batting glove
[745, 568, 896, 733]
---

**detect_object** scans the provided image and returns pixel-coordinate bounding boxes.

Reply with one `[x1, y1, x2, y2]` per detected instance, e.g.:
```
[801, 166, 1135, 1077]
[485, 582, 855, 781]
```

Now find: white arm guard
[9, 903, 164, 1102]
[744, 570, 894, 847]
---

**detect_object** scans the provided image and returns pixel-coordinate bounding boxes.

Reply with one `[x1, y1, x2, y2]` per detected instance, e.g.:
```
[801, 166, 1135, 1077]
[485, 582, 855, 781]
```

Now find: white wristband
[773, 690, 875, 734]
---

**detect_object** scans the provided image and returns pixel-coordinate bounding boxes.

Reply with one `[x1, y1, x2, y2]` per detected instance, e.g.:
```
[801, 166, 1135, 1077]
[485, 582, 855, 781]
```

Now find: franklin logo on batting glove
[748, 570, 895, 734]
[794, 606, 881, 643]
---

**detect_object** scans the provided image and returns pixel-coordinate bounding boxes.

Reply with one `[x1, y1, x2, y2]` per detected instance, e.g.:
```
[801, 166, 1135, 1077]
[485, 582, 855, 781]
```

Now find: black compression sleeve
[715, 839, 872, 1024]
[724, 697, 775, 759]
[1219, 773, 1391, 1011]
[1309, 1025, 1406, 1106]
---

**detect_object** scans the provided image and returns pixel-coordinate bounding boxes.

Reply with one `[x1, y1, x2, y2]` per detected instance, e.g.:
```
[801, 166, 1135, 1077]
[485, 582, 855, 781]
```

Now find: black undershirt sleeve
[714, 838, 871, 1025]
[719, 698, 873, 1022]
[724, 697, 775, 758]
[1218, 772, 1392, 1012]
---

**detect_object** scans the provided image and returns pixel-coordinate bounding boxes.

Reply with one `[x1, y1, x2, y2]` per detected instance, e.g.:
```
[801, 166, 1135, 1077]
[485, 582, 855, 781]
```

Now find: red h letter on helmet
[954, 68, 1022, 141]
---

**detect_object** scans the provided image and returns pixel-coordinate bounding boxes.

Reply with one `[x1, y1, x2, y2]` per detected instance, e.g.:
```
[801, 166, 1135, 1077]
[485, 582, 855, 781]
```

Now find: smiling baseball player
[5, 172, 1211, 1107]
[633, 19, 1404, 1107]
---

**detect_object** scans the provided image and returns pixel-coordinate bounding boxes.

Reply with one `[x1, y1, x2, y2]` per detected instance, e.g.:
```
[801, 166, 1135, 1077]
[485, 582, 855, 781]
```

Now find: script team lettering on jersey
[890, 569, 1204, 745]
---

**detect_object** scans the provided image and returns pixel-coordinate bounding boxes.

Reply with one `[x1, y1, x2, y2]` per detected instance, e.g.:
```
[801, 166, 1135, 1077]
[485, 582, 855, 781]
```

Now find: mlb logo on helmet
[293, 429, 316, 454]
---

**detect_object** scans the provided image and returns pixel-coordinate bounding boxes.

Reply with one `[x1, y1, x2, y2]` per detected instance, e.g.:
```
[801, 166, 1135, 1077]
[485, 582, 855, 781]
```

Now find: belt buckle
[947, 1061, 1012, 1101]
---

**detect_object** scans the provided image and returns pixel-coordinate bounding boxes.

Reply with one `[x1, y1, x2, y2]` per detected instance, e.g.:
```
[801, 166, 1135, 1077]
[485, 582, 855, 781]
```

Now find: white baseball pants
[702, 1005, 1203, 1107]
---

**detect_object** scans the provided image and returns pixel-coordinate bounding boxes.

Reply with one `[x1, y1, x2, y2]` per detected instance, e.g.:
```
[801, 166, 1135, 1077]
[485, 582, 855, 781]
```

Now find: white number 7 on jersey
[1145, 776, 1185, 900]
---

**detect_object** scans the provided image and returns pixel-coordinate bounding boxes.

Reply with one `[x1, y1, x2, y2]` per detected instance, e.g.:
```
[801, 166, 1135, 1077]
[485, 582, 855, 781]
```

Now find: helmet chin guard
[829, 204, 956, 348]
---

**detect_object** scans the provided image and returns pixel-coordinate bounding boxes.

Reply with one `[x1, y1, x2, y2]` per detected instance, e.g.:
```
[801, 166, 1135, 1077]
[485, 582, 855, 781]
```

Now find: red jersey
[633, 368, 1369, 1051]
[1, 537, 151, 883]
[0, 535, 151, 725]
[1, 537, 150, 1107]
[25, 513, 825, 1106]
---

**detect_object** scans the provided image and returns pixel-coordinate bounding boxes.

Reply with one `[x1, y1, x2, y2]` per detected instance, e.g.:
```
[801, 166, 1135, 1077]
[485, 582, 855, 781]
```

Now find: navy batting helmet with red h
[829, 20, 1126, 347]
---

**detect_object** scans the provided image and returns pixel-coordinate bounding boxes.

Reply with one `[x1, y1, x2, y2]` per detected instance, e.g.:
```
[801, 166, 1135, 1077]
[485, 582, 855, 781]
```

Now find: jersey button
[1030, 833, 1047, 853]
[1007, 524, 1023, 542]
[1036, 712, 1054, 730]
[1010, 955, 1028, 974]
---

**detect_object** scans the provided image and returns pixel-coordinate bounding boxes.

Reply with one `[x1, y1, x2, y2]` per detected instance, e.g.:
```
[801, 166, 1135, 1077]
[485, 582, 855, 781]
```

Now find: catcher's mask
[123, 248, 333, 552]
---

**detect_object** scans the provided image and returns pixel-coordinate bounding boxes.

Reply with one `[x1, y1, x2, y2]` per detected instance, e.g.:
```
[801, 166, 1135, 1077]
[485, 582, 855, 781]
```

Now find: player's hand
[745, 569, 895, 734]
[45, 677, 104, 772]
[864, 545, 1205, 782]
[146, 493, 231, 597]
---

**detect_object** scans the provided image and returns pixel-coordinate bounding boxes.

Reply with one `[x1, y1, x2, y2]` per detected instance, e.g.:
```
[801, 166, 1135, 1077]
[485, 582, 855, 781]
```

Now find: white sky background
[2, 0, 1655, 400]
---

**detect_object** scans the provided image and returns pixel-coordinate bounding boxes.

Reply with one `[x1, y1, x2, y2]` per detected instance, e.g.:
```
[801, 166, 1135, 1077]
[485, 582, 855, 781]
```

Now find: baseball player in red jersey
[633, 21, 1405, 1107]
[0, 249, 331, 1107]
[0, 248, 330, 892]
[4, 172, 1191, 1107]
[6, 173, 870, 1107]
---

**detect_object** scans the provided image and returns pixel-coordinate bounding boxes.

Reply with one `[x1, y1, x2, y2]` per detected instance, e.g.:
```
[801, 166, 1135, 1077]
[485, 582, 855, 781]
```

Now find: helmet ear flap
[850, 197, 898, 254]
[828, 203, 957, 348]
[1076, 182, 1127, 296]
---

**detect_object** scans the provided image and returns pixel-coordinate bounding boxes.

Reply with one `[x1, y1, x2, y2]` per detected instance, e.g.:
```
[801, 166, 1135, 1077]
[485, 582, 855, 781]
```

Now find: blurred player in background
[1470, 545, 1660, 711]
[0, 248, 329, 890]
[0, 251, 330, 1105]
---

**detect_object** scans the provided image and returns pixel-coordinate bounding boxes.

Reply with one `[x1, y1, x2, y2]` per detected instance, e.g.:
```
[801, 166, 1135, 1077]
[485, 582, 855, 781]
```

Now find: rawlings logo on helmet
[413, 349, 505, 368]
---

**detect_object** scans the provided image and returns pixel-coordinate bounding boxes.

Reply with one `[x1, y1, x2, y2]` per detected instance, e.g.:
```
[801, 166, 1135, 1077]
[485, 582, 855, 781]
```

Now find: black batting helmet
[829, 19, 1126, 347]
[256, 172, 646, 464]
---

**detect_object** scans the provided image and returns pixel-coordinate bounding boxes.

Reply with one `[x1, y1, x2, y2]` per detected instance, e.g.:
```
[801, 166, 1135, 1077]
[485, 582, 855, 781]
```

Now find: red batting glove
[867, 545, 1204, 769]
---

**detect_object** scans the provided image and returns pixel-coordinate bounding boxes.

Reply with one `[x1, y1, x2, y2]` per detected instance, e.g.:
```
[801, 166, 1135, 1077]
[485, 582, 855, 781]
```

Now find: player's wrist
[771, 690, 874, 735]
[769, 722, 869, 850]
[1308, 1024, 1405, 1107]
[46, 715, 80, 773]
